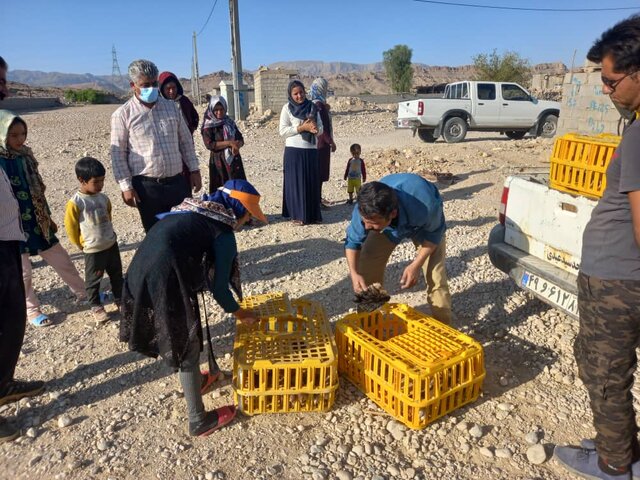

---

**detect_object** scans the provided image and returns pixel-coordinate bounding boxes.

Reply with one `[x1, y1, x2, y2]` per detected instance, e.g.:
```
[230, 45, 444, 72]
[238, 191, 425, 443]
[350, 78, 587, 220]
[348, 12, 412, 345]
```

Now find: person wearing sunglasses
[555, 15, 640, 480]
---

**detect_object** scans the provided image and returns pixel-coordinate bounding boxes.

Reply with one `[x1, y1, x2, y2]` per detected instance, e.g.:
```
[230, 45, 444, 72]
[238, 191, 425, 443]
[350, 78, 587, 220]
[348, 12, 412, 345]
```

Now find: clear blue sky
[1, 0, 638, 78]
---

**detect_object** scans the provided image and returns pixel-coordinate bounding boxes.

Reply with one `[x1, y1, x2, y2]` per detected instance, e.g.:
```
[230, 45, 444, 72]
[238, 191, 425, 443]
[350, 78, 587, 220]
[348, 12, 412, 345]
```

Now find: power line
[412, 0, 639, 12]
[197, 0, 220, 36]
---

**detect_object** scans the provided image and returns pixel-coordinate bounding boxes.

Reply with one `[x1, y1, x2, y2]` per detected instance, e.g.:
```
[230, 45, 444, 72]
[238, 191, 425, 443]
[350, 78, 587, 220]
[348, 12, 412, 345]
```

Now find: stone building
[254, 67, 298, 115]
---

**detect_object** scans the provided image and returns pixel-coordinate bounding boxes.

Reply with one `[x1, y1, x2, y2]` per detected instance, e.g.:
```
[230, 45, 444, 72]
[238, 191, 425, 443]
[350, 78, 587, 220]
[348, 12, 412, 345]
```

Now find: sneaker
[0, 380, 45, 406]
[91, 306, 110, 324]
[554, 445, 631, 479]
[0, 417, 19, 444]
[581, 439, 640, 480]
[188, 406, 236, 437]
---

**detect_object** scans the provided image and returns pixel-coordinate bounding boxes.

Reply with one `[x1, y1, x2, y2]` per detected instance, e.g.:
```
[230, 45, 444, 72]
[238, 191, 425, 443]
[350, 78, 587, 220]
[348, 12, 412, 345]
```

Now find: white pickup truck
[487, 173, 597, 319]
[396, 81, 561, 143]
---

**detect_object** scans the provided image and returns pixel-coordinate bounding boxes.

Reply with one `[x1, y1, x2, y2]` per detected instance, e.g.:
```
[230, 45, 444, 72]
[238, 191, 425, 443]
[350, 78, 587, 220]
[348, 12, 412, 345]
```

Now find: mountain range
[7, 61, 568, 97]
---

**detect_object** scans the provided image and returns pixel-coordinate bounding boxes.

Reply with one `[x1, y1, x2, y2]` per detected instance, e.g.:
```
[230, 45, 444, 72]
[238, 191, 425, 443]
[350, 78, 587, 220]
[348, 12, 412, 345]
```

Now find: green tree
[64, 88, 107, 104]
[472, 49, 532, 85]
[383, 45, 413, 93]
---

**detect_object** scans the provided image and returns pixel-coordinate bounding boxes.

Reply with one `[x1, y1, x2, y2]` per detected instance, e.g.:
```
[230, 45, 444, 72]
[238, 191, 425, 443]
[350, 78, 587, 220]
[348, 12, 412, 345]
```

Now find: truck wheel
[442, 117, 467, 143]
[539, 114, 558, 138]
[505, 131, 526, 140]
[417, 129, 436, 143]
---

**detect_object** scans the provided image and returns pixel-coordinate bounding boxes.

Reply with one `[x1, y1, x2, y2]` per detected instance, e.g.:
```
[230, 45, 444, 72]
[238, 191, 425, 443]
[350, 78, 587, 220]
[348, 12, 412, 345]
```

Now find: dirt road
[0, 102, 604, 480]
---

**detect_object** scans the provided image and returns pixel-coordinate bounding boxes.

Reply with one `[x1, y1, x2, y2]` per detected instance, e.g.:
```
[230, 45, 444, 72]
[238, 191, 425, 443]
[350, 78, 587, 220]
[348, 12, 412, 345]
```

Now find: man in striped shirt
[0, 55, 45, 443]
[111, 59, 202, 232]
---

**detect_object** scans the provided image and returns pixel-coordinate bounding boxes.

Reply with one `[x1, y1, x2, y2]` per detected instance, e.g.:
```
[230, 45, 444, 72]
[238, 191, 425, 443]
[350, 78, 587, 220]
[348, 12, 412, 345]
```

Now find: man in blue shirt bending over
[344, 173, 451, 324]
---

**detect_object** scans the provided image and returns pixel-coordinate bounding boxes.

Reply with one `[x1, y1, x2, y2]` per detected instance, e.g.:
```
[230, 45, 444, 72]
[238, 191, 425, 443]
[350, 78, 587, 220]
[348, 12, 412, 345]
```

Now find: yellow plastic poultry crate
[238, 291, 294, 318]
[549, 133, 620, 199]
[335, 303, 485, 429]
[233, 296, 339, 415]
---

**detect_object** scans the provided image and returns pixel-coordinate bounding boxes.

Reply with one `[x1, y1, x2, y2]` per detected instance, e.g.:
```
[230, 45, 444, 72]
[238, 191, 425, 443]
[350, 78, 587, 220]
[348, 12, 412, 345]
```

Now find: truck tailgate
[504, 176, 597, 276]
[397, 100, 420, 119]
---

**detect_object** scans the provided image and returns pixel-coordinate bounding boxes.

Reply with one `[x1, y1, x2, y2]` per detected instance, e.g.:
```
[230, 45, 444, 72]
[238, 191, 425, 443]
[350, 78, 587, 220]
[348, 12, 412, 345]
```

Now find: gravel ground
[1, 102, 631, 480]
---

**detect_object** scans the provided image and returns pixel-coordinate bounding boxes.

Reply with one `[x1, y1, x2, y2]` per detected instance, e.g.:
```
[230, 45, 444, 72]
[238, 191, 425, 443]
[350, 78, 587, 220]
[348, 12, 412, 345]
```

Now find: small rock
[57, 415, 72, 428]
[456, 421, 469, 431]
[205, 473, 214, 480]
[96, 440, 110, 452]
[266, 464, 282, 475]
[469, 424, 483, 439]
[495, 448, 513, 459]
[26, 427, 37, 438]
[337, 444, 351, 455]
[385, 420, 406, 441]
[525, 431, 540, 445]
[459, 442, 471, 454]
[497, 402, 514, 412]
[336, 471, 353, 480]
[387, 464, 400, 476]
[526, 444, 547, 465]
[479, 447, 494, 458]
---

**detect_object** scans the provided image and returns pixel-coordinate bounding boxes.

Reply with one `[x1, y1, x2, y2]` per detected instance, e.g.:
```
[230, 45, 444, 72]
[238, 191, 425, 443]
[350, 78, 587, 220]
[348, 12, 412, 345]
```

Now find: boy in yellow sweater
[65, 157, 122, 323]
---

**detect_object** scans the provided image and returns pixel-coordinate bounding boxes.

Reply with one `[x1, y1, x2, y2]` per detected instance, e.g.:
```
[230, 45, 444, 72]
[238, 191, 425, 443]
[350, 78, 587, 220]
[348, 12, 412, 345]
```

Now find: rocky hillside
[7, 61, 568, 98]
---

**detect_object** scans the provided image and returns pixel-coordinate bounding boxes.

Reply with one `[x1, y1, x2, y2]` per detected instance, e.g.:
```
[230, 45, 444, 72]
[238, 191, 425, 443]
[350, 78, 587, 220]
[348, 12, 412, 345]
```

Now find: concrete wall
[1, 97, 61, 111]
[255, 69, 298, 114]
[558, 71, 625, 136]
[530, 73, 565, 91]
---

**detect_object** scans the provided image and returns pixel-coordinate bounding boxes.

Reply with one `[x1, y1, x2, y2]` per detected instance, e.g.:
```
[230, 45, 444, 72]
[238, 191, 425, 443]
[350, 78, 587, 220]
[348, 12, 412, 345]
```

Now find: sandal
[30, 313, 51, 327]
[200, 370, 222, 395]
[291, 220, 304, 226]
[190, 405, 237, 436]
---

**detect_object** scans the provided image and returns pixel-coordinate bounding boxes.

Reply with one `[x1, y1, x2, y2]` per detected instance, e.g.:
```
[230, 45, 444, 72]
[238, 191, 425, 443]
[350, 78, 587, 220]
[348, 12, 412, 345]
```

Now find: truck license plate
[521, 271, 578, 317]
[398, 119, 410, 127]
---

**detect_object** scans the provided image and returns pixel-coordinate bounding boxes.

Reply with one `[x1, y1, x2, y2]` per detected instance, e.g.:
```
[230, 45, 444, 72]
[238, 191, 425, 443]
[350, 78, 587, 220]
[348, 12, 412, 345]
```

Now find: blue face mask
[138, 86, 159, 103]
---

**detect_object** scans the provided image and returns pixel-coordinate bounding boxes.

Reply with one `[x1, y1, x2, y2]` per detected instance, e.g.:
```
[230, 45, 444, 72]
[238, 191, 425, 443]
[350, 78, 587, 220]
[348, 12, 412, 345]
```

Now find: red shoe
[200, 370, 222, 395]
[190, 405, 237, 436]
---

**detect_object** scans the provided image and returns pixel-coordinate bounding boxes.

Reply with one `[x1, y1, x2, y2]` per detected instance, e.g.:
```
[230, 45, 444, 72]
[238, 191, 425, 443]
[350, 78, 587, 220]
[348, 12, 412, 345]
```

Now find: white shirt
[279, 104, 323, 149]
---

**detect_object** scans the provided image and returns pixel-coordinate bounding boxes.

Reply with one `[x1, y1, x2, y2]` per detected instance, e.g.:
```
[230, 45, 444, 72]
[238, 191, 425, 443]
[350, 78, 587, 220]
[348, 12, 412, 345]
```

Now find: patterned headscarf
[201, 95, 237, 141]
[161, 179, 266, 226]
[310, 77, 328, 104]
[0, 109, 55, 241]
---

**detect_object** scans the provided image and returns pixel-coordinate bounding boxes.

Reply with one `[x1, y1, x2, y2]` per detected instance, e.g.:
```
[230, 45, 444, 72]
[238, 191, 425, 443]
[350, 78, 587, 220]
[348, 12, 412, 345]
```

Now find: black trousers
[85, 242, 123, 307]
[0, 241, 27, 390]
[132, 174, 191, 233]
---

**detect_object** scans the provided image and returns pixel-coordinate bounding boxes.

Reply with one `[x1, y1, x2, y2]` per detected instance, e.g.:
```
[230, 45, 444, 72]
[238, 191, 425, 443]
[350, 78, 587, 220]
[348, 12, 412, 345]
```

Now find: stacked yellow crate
[549, 133, 620, 199]
[233, 293, 339, 415]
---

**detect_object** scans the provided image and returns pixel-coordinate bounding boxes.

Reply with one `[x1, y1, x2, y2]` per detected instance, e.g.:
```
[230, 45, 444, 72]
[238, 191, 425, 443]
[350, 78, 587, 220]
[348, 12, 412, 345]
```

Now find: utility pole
[229, 0, 245, 120]
[192, 31, 201, 105]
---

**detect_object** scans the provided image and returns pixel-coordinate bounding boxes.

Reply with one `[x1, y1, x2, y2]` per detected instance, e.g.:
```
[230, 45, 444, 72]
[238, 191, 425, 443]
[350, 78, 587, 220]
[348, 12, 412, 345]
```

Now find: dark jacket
[120, 213, 240, 368]
[159, 71, 200, 134]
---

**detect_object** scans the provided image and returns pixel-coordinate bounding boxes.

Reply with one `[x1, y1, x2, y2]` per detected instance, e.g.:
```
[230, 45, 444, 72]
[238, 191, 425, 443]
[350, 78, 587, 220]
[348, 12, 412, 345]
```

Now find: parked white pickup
[488, 174, 597, 319]
[396, 81, 561, 143]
